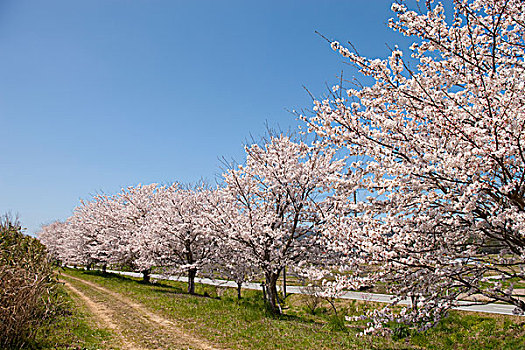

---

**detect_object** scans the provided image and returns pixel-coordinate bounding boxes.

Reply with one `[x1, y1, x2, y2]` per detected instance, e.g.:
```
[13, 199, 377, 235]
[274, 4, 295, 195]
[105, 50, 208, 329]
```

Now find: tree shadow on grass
[80, 269, 130, 281]
[66, 268, 347, 329]
[74, 269, 221, 298]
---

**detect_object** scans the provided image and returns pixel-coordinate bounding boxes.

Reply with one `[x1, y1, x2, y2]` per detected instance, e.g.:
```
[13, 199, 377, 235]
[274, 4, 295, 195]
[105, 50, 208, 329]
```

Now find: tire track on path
[62, 273, 219, 350]
[62, 280, 142, 350]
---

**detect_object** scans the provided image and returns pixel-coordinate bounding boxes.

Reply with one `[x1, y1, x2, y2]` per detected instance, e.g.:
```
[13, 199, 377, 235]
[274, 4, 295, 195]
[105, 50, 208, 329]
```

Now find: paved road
[85, 268, 521, 316]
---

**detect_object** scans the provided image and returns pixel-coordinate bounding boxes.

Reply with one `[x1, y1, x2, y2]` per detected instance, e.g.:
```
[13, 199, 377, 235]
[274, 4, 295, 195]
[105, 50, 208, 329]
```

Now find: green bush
[326, 314, 348, 332]
[0, 215, 59, 348]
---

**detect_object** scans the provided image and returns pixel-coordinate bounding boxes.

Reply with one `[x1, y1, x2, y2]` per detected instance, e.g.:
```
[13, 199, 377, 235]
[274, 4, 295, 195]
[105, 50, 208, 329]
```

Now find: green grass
[25, 282, 117, 350]
[60, 268, 525, 350]
[410, 313, 525, 350]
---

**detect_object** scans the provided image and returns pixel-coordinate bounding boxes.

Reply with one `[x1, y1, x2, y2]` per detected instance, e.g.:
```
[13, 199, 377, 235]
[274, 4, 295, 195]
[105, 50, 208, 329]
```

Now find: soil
[62, 274, 220, 350]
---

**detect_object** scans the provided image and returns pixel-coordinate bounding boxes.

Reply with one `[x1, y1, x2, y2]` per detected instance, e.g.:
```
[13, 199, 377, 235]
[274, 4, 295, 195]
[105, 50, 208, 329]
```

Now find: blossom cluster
[303, 0, 525, 332]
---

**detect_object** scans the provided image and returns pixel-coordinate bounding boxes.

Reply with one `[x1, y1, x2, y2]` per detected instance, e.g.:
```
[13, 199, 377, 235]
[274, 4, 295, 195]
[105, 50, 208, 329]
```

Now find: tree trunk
[237, 282, 242, 300]
[261, 283, 267, 301]
[142, 269, 150, 283]
[265, 272, 282, 314]
[102, 264, 107, 273]
[282, 267, 287, 299]
[410, 294, 418, 311]
[188, 268, 197, 294]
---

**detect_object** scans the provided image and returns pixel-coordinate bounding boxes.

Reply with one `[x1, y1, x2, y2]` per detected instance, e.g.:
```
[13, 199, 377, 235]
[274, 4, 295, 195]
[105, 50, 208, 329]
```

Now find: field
[33, 267, 525, 350]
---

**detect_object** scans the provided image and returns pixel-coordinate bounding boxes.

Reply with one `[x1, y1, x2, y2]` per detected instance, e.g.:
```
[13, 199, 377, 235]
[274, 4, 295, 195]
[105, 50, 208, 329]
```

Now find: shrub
[0, 215, 59, 348]
[327, 314, 348, 333]
[300, 284, 324, 315]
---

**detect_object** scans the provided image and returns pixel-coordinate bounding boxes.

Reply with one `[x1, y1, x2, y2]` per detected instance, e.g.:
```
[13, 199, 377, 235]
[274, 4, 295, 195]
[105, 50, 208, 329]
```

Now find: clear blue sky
[0, 0, 414, 235]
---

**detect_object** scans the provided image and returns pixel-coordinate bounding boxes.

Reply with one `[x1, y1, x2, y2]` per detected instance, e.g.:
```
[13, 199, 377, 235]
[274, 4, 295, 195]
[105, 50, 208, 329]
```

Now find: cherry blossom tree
[111, 184, 163, 282]
[38, 220, 67, 263]
[39, 183, 219, 288]
[303, 0, 525, 332]
[150, 183, 219, 294]
[203, 217, 259, 299]
[215, 134, 344, 313]
[49, 218, 92, 268]
[67, 195, 119, 271]
[65, 184, 162, 281]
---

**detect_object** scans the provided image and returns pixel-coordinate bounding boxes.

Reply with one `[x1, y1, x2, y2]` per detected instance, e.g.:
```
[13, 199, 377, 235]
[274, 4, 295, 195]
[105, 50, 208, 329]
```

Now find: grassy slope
[28, 282, 118, 350]
[61, 268, 525, 350]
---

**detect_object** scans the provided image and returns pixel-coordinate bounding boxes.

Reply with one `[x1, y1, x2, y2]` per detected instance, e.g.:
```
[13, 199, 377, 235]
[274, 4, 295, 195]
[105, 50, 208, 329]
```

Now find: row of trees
[39, 135, 343, 313]
[40, 0, 525, 334]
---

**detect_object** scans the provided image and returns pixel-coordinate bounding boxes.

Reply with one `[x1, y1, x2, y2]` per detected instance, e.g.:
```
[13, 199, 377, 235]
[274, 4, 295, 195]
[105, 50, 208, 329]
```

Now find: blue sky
[0, 0, 415, 235]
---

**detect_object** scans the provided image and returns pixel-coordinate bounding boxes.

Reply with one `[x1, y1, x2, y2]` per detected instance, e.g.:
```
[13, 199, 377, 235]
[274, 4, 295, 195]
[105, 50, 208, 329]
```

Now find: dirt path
[62, 274, 219, 350]
[62, 280, 141, 350]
